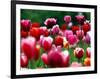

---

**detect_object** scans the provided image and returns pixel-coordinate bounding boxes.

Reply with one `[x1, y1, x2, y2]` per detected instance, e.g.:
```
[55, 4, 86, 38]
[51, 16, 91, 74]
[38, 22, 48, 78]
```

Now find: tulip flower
[64, 30, 73, 39]
[40, 36, 53, 51]
[75, 13, 85, 24]
[39, 27, 49, 36]
[64, 15, 71, 23]
[74, 47, 84, 59]
[21, 36, 36, 59]
[44, 18, 57, 28]
[71, 26, 80, 34]
[41, 45, 70, 67]
[21, 19, 31, 31]
[21, 53, 28, 67]
[82, 22, 91, 33]
[82, 33, 91, 44]
[31, 22, 40, 28]
[84, 57, 91, 66]
[21, 30, 28, 38]
[67, 34, 78, 46]
[30, 27, 40, 40]
[70, 62, 82, 67]
[76, 30, 84, 40]
[86, 47, 91, 58]
[61, 24, 67, 31]
[51, 24, 60, 35]
[54, 35, 63, 46]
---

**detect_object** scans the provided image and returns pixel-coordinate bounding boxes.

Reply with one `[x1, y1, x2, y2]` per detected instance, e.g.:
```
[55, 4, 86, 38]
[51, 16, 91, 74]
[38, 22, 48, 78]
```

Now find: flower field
[20, 9, 91, 69]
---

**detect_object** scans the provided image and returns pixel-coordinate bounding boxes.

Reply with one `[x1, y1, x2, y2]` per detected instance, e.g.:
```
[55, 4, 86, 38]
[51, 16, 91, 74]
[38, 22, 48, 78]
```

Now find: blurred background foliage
[21, 9, 90, 26]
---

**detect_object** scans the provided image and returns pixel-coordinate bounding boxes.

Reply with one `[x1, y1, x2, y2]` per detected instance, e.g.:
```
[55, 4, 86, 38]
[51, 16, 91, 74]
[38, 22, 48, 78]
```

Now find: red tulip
[72, 26, 80, 34]
[21, 37, 36, 59]
[74, 47, 84, 59]
[21, 30, 28, 38]
[55, 36, 63, 46]
[41, 53, 49, 65]
[39, 27, 49, 36]
[21, 19, 31, 31]
[20, 53, 28, 67]
[33, 45, 40, 61]
[30, 27, 40, 40]
[31, 22, 40, 28]
[86, 47, 91, 58]
[84, 57, 91, 66]
[82, 22, 91, 33]
[76, 30, 84, 40]
[61, 24, 67, 31]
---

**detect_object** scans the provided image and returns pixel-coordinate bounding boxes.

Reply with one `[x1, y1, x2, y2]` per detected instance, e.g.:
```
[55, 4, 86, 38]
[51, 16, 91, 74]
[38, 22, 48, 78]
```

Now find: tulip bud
[21, 53, 28, 67]
[74, 47, 84, 59]
[64, 15, 71, 23]
[76, 30, 84, 40]
[84, 57, 91, 66]
[86, 47, 91, 58]
[55, 36, 63, 46]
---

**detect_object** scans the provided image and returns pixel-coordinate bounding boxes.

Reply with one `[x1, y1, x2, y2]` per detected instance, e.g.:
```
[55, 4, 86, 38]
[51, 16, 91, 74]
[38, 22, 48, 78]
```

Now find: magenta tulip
[64, 15, 71, 23]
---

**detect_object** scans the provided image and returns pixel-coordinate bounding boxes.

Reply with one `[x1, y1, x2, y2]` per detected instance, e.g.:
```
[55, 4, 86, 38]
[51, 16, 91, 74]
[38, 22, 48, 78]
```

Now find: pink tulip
[44, 18, 57, 27]
[67, 34, 78, 45]
[64, 15, 71, 23]
[21, 19, 31, 31]
[41, 45, 70, 67]
[21, 36, 36, 59]
[64, 30, 73, 39]
[76, 30, 84, 40]
[40, 36, 53, 51]
[51, 24, 60, 35]
[70, 62, 82, 67]
[86, 47, 91, 58]
[82, 33, 91, 44]
[75, 14, 85, 24]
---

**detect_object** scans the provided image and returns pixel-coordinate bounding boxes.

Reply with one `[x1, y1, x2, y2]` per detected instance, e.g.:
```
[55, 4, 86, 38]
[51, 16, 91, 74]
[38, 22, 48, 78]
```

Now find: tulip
[84, 57, 91, 66]
[21, 30, 28, 38]
[74, 47, 84, 59]
[21, 36, 36, 59]
[61, 24, 67, 31]
[82, 22, 91, 33]
[76, 30, 84, 40]
[64, 30, 73, 39]
[40, 36, 53, 51]
[31, 22, 40, 28]
[48, 45, 69, 67]
[54, 35, 63, 46]
[41, 53, 49, 65]
[51, 24, 60, 35]
[21, 53, 28, 67]
[44, 18, 57, 28]
[21, 19, 31, 31]
[71, 26, 80, 34]
[75, 13, 85, 24]
[86, 47, 91, 58]
[82, 33, 91, 44]
[30, 27, 40, 40]
[70, 62, 82, 67]
[67, 34, 78, 46]
[39, 27, 49, 36]
[33, 44, 40, 61]
[64, 15, 71, 23]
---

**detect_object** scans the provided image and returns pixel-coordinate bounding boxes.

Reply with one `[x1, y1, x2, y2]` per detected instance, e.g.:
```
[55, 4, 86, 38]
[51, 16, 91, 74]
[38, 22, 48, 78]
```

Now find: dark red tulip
[72, 26, 80, 34]
[55, 36, 63, 46]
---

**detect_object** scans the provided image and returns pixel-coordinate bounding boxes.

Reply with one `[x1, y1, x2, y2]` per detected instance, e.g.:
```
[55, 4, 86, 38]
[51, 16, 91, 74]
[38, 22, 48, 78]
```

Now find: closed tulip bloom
[64, 30, 73, 39]
[70, 62, 82, 67]
[67, 34, 78, 45]
[21, 53, 28, 67]
[21, 36, 36, 59]
[44, 18, 57, 28]
[82, 33, 91, 44]
[76, 30, 84, 40]
[74, 47, 84, 59]
[21, 19, 31, 31]
[40, 27, 49, 36]
[86, 47, 91, 58]
[75, 13, 85, 24]
[40, 36, 53, 51]
[55, 35, 63, 46]
[31, 22, 40, 28]
[64, 15, 71, 23]
[51, 24, 60, 35]
[71, 26, 80, 34]
[84, 57, 91, 66]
